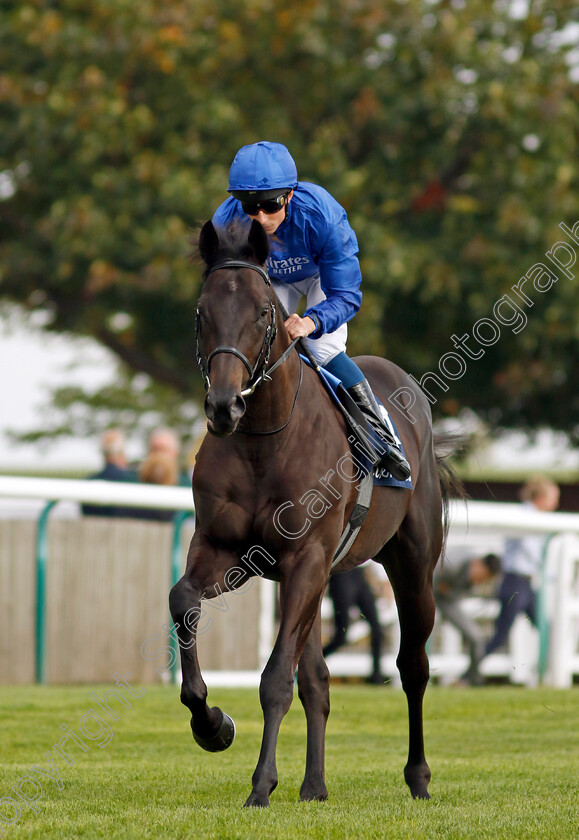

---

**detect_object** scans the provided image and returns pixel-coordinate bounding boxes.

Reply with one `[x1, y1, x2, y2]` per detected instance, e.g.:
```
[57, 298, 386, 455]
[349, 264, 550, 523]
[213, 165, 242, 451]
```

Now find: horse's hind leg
[380, 505, 441, 800]
[297, 608, 330, 801]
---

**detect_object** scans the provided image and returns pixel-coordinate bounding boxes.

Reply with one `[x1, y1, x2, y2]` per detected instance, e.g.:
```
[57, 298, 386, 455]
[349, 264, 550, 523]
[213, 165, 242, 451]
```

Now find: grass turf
[0, 684, 577, 839]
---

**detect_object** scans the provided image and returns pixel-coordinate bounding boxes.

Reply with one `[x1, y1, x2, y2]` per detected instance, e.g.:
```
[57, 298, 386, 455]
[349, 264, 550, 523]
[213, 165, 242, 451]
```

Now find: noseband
[195, 260, 280, 397]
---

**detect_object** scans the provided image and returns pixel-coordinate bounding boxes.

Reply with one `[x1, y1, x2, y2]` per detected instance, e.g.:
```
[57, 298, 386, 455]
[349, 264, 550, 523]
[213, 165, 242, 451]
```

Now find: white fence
[0, 475, 275, 686]
[322, 501, 579, 688]
[447, 501, 579, 687]
[0, 476, 578, 688]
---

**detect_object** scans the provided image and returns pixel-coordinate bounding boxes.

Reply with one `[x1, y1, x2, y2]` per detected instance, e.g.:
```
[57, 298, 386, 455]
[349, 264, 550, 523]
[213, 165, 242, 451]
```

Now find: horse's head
[195, 219, 276, 436]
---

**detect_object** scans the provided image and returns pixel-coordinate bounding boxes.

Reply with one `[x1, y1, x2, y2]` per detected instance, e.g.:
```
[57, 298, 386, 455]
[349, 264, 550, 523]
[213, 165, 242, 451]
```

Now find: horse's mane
[190, 219, 258, 271]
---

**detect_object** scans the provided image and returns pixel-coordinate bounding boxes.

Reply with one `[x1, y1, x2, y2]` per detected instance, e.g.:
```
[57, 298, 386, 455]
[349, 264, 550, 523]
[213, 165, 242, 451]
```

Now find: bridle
[195, 260, 277, 397]
[195, 260, 301, 402]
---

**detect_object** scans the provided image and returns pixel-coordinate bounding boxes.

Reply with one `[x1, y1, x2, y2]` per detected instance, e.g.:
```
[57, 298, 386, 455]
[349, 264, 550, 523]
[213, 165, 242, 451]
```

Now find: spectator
[434, 553, 501, 686]
[148, 427, 179, 458]
[81, 429, 137, 518]
[481, 475, 560, 667]
[323, 566, 387, 685]
[131, 451, 179, 522]
[147, 427, 190, 487]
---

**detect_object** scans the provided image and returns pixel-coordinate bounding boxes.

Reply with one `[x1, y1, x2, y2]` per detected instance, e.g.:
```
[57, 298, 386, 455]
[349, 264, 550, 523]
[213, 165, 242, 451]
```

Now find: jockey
[213, 140, 411, 481]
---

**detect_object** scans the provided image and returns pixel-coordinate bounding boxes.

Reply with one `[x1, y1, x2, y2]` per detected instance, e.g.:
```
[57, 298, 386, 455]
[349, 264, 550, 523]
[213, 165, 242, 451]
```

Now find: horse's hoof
[300, 790, 328, 802]
[300, 779, 328, 801]
[405, 763, 431, 799]
[192, 711, 236, 752]
[244, 792, 269, 808]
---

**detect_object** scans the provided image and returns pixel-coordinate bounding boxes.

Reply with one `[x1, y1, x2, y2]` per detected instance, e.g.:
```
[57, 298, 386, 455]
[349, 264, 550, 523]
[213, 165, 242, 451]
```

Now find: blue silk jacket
[212, 181, 362, 338]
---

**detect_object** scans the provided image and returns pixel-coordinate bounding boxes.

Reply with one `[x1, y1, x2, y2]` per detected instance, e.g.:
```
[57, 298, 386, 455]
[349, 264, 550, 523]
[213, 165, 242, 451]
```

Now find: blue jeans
[484, 572, 536, 656]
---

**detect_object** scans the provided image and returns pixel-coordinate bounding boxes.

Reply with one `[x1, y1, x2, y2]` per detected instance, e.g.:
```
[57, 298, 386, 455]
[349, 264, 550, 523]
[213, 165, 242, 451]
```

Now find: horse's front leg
[169, 537, 237, 752]
[297, 606, 330, 802]
[245, 548, 327, 808]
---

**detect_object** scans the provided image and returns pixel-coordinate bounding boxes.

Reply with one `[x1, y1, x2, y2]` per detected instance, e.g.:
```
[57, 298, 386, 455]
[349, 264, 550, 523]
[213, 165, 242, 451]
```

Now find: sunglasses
[240, 193, 289, 216]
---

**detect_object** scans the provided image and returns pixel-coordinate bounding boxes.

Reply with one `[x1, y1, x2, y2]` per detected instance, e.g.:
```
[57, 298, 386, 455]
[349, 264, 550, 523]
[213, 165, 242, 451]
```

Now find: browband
[205, 261, 270, 286]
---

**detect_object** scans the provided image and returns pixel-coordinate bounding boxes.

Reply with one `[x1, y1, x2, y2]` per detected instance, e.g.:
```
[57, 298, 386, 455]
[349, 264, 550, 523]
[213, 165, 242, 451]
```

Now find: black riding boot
[347, 380, 411, 481]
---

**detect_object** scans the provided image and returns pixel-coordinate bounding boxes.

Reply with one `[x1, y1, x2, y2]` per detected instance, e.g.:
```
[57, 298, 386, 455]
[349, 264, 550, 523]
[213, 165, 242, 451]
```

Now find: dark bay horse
[169, 218, 460, 807]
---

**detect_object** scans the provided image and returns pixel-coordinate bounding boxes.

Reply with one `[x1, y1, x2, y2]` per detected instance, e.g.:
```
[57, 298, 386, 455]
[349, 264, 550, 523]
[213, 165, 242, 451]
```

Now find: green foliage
[1, 1, 578, 438]
[10, 372, 201, 456]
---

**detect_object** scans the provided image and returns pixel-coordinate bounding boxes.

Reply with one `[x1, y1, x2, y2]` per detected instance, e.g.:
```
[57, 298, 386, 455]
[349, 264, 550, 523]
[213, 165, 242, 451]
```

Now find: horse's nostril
[205, 390, 245, 434]
[231, 395, 246, 418]
[204, 393, 215, 420]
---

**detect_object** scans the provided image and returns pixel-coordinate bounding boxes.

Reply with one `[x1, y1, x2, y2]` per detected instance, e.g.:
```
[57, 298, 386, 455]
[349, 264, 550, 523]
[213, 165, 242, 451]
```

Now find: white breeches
[271, 274, 348, 366]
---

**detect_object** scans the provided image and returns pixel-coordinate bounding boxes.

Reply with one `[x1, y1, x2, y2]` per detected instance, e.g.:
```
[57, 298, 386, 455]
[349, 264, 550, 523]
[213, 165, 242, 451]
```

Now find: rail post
[35, 500, 57, 684]
[170, 510, 193, 683]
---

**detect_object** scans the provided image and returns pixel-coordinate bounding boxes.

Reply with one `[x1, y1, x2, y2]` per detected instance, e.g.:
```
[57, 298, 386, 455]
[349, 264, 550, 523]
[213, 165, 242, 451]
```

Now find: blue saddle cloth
[302, 358, 413, 490]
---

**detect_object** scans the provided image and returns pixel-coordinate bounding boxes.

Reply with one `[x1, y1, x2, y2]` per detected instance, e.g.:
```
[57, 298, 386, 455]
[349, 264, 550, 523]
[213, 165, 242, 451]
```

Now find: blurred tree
[1, 0, 578, 442]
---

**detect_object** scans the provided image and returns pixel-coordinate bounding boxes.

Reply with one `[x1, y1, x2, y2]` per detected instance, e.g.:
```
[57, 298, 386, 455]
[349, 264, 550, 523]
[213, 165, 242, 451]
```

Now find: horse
[169, 218, 461, 807]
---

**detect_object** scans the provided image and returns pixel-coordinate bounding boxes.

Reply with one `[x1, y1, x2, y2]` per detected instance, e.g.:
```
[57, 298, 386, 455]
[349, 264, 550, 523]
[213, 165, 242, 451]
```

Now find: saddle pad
[301, 357, 413, 490]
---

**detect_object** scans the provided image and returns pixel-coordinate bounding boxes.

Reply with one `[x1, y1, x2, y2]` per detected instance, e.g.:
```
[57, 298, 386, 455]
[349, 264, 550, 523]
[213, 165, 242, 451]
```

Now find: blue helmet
[228, 141, 298, 198]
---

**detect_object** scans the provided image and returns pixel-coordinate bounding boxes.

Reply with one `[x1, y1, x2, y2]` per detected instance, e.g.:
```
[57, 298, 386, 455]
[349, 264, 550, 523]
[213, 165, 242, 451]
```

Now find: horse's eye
[260, 307, 269, 319]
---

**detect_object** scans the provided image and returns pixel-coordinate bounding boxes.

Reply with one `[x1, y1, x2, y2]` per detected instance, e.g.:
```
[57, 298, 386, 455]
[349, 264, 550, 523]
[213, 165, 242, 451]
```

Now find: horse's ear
[248, 219, 270, 265]
[198, 220, 220, 266]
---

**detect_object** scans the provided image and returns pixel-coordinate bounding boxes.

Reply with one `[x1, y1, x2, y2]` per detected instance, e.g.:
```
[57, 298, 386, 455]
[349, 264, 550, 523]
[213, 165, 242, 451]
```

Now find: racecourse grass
[0, 684, 577, 839]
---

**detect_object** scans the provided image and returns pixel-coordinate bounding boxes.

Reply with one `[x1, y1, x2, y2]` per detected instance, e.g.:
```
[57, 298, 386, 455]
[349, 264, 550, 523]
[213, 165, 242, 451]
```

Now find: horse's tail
[433, 430, 468, 559]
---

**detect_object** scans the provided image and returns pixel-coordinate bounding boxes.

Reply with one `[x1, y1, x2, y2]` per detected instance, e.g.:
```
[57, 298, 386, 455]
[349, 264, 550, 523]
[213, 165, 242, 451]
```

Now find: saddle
[297, 348, 412, 567]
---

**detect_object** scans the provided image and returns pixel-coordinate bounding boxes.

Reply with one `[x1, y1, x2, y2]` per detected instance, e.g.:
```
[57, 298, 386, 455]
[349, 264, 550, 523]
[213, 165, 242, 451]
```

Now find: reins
[195, 260, 304, 434]
[238, 356, 303, 436]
